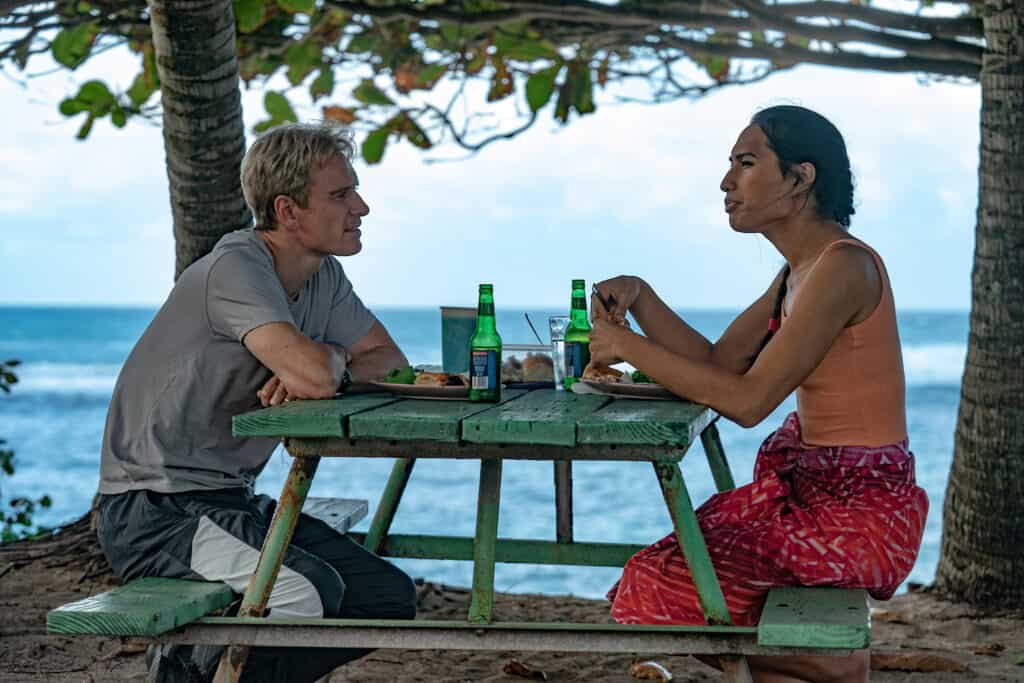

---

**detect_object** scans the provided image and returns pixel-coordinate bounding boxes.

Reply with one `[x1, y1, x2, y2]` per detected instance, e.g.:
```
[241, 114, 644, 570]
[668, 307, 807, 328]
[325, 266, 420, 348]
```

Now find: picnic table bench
[49, 389, 870, 682]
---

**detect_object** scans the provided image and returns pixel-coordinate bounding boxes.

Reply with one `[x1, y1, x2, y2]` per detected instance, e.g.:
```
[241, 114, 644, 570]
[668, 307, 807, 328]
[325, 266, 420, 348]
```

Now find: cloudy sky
[0, 41, 980, 310]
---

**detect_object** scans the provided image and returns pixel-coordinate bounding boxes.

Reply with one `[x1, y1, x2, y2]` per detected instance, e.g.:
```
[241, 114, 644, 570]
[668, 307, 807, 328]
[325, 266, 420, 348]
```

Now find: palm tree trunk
[935, 0, 1024, 606]
[148, 0, 252, 278]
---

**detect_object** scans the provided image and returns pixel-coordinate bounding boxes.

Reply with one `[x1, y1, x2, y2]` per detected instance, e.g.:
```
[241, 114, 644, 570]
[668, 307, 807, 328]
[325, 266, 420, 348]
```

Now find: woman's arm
[595, 270, 786, 373]
[590, 246, 880, 426]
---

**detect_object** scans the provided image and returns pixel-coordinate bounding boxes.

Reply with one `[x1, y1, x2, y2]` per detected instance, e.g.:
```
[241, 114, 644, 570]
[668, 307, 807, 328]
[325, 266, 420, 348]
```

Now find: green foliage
[0, 360, 53, 543]
[384, 366, 416, 384]
[51, 22, 97, 70]
[254, 91, 298, 132]
[3, 0, 978, 162]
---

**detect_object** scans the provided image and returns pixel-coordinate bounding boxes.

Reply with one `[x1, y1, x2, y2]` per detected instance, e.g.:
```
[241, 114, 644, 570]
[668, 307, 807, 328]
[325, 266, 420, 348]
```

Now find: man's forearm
[348, 345, 409, 384]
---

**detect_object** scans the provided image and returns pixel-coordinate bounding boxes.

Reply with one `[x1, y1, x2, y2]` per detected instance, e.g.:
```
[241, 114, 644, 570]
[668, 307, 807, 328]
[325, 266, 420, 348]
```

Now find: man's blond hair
[241, 122, 356, 230]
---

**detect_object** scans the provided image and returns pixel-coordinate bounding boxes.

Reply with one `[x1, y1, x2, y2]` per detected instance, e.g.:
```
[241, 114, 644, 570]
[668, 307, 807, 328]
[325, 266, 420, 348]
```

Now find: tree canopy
[1, 0, 984, 163]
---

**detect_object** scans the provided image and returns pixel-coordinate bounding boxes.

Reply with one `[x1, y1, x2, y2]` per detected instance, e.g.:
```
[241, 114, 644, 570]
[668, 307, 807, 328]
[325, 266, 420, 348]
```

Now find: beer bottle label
[470, 350, 499, 391]
[565, 342, 591, 379]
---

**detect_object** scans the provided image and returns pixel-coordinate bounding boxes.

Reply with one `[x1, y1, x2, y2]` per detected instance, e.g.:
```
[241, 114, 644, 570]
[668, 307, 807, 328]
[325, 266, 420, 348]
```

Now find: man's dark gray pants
[97, 488, 417, 682]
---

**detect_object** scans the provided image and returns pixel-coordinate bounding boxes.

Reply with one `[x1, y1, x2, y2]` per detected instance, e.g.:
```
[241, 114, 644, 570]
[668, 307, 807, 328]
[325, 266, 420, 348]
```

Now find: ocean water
[0, 306, 966, 599]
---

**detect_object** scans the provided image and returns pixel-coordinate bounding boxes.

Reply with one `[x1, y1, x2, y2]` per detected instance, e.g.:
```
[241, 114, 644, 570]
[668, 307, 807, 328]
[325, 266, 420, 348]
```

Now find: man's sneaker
[145, 644, 205, 683]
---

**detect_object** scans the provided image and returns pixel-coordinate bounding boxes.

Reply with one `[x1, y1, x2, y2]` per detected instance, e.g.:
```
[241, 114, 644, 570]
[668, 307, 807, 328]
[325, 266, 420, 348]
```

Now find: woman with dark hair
[590, 105, 928, 682]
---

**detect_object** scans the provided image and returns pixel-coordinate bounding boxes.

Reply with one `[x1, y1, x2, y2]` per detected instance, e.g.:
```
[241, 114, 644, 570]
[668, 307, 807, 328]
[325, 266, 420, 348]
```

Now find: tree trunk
[148, 0, 252, 278]
[935, 0, 1024, 607]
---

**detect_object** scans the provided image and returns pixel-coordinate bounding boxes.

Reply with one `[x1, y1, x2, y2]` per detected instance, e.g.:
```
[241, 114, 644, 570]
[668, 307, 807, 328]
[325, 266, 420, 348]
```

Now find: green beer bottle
[469, 284, 502, 402]
[563, 279, 592, 389]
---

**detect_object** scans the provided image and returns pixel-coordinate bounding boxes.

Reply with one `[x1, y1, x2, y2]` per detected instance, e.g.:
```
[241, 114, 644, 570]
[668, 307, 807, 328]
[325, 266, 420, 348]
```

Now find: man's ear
[273, 195, 298, 231]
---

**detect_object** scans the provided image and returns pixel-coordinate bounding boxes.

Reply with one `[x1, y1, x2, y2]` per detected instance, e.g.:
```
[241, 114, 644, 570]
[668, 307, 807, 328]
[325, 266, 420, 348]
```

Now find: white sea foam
[903, 343, 966, 387]
[11, 362, 119, 395]
[5, 342, 967, 397]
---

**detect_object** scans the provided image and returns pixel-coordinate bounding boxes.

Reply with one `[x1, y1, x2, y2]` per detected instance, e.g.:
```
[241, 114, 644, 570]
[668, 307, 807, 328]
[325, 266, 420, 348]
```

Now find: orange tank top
[781, 239, 908, 447]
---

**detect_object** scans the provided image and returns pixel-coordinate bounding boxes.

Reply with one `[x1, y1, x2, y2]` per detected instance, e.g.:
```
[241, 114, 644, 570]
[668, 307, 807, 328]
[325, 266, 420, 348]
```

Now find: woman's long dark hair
[752, 106, 854, 357]
[751, 105, 856, 228]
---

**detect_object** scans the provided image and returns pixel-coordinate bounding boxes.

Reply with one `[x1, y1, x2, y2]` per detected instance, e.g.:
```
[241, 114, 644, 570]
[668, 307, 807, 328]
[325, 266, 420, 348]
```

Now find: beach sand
[1, 555, 1022, 683]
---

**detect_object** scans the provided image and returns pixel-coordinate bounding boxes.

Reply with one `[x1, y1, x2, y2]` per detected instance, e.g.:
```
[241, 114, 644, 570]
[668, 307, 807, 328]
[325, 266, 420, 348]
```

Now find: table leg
[468, 458, 502, 624]
[554, 461, 573, 544]
[363, 457, 416, 555]
[699, 421, 736, 493]
[651, 459, 732, 626]
[213, 455, 320, 682]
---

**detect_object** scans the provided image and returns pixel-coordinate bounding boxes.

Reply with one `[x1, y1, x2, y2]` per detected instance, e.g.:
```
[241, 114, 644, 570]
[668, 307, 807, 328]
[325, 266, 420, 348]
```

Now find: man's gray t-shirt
[98, 229, 376, 494]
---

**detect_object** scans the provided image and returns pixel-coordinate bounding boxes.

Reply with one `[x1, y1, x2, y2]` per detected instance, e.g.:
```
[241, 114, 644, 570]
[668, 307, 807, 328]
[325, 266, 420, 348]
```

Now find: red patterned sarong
[608, 412, 928, 626]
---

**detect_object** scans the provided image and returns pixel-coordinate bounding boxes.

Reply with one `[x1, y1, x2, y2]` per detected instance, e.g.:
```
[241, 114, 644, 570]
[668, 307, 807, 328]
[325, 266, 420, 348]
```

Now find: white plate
[371, 382, 469, 400]
[581, 380, 678, 400]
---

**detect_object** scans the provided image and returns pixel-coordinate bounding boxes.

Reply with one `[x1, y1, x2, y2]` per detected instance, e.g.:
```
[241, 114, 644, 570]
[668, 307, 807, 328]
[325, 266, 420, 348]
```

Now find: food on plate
[501, 356, 523, 383]
[414, 371, 467, 387]
[521, 353, 554, 382]
[631, 370, 655, 384]
[382, 366, 465, 387]
[582, 364, 625, 383]
[383, 366, 417, 384]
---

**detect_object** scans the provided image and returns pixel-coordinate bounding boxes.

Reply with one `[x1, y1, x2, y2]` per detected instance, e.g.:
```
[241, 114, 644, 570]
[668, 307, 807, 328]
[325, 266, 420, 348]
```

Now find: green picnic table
[48, 387, 870, 683]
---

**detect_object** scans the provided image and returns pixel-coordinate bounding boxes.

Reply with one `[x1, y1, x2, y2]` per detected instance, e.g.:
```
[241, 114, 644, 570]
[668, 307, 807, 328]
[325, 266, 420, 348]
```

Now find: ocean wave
[4, 343, 966, 397]
[903, 343, 966, 386]
[9, 362, 119, 395]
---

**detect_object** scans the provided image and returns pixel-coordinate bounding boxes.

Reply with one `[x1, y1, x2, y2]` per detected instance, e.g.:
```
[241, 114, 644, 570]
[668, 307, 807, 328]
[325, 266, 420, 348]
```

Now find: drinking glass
[440, 306, 476, 374]
[548, 315, 570, 391]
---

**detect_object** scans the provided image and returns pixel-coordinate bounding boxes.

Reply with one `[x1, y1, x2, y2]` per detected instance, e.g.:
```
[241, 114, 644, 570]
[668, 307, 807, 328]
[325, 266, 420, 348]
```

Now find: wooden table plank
[577, 400, 713, 448]
[462, 389, 609, 446]
[233, 394, 401, 438]
[348, 390, 527, 443]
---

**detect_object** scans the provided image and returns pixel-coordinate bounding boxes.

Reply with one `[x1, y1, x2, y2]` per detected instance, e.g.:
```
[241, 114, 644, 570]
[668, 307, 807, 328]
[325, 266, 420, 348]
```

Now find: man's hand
[258, 375, 293, 407]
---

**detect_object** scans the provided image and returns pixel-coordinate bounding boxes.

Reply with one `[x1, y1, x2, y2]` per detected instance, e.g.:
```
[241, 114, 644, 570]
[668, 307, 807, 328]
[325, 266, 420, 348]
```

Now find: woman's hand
[590, 317, 634, 367]
[592, 276, 643, 323]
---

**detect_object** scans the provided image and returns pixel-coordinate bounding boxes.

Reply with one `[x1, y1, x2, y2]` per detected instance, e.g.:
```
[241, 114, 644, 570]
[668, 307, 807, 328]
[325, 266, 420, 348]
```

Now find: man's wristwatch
[338, 367, 354, 394]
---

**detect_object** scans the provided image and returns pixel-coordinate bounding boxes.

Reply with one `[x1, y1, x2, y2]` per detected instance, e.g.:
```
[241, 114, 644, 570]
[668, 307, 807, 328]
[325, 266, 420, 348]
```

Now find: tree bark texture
[148, 0, 252, 279]
[935, 0, 1024, 607]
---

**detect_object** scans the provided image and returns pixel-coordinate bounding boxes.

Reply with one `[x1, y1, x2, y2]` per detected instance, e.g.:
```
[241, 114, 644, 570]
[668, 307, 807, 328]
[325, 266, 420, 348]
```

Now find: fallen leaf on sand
[871, 652, 967, 673]
[502, 659, 548, 681]
[629, 659, 673, 681]
[972, 643, 1005, 656]
[869, 607, 909, 624]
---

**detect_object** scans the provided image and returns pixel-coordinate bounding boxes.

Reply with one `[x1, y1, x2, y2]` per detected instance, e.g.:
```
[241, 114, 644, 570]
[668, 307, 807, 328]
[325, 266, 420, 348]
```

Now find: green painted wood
[654, 461, 732, 626]
[469, 459, 502, 624]
[348, 390, 526, 443]
[700, 421, 736, 492]
[363, 457, 415, 554]
[232, 395, 399, 438]
[348, 533, 646, 567]
[47, 577, 234, 636]
[577, 400, 712, 448]
[758, 587, 870, 649]
[199, 615, 758, 636]
[462, 389, 609, 446]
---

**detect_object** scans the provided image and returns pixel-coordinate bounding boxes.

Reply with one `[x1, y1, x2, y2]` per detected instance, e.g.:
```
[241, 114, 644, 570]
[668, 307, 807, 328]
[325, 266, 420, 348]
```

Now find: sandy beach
[1, 541, 1021, 683]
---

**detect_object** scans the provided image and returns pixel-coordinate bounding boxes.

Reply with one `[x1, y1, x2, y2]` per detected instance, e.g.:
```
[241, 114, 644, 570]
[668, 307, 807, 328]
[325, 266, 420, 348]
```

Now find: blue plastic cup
[440, 306, 477, 374]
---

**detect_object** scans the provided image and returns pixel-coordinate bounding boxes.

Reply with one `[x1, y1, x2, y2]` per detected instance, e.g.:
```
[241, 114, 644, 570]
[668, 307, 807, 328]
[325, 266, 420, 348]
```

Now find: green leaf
[253, 119, 276, 133]
[110, 104, 127, 128]
[51, 22, 97, 70]
[399, 114, 431, 150]
[233, 0, 266, 33]
[264, 91, 297, 122]
[76, 113, 95, 139]
[285, 40, 321, 85]
[353, 79, 393, 106]
[415, 63, 447, 88]
[525, 64, 559, 112]
[361, 126, 390, 164]
[59, 98, 86, 116]
[573, 64, 595, 115]
[438, 24, 465, 45]
[494, 32, 557, 61]
[310, 68, 334, 100]
[554, 78, 571, 124]
[277, 0, 314, 13]
[346, 33, 376, 53]
[77, 80, 114, 111]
